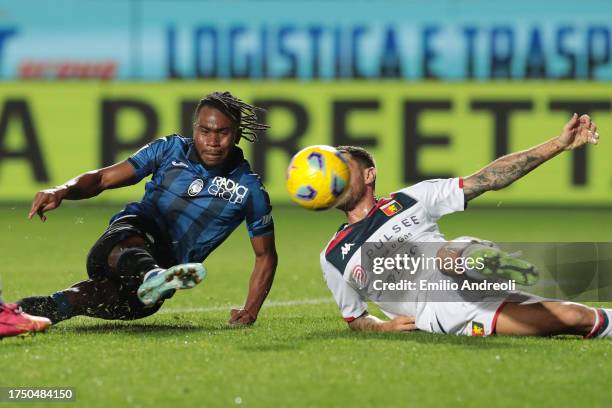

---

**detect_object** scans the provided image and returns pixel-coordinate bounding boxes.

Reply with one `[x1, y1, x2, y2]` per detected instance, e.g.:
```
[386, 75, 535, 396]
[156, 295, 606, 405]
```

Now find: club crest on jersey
[471, 321, 485, 336]
[208, 176, 249, 204]
[188, 179, 204, 196]
[380, 200, 403, 216]
[351, 264, 368, 289]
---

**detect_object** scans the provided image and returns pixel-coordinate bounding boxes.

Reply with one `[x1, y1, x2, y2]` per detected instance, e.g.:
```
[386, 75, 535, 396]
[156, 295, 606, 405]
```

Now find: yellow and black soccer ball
[286, 145, 351, 210]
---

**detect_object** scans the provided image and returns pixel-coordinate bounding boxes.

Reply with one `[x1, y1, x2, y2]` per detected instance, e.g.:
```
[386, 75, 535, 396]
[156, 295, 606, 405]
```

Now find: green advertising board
[0, 82, 610, 205]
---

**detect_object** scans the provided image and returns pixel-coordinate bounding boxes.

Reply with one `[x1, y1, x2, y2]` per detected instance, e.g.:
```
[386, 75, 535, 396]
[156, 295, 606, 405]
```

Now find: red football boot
[0, 303, 51, 338]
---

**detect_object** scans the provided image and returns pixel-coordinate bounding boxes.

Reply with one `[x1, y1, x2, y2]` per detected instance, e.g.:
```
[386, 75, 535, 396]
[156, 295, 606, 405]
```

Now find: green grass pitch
[1, 204, 612, 407]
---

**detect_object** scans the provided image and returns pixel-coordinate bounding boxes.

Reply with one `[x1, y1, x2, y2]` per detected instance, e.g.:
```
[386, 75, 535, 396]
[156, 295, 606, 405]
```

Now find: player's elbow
[76, 170, 107, 197]
[98, 171, 115, 192]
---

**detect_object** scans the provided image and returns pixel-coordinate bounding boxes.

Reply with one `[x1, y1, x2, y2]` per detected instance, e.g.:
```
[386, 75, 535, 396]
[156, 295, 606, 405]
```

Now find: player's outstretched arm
[348, 314, 417, 332]
[462, 114, 599, 202]
[228, 233, 278, 326]
[28, 161, 138, 222]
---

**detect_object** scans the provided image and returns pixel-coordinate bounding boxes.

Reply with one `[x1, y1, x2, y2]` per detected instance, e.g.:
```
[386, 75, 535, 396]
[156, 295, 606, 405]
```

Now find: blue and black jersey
[110, 135, 273, 264]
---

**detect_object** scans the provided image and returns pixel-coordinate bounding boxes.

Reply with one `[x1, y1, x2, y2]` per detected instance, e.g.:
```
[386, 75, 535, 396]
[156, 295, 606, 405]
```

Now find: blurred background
[2, 4, 612, 406]
[0, 0, 611, 206]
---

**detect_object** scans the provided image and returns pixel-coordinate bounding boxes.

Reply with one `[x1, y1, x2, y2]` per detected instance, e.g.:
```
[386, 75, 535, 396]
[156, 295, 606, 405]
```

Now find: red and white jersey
[320, 178, 465, 322]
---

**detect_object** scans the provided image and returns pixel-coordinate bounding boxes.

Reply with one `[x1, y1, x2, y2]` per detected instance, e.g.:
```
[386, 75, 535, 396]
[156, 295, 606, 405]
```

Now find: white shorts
[415, 292, 546, 336]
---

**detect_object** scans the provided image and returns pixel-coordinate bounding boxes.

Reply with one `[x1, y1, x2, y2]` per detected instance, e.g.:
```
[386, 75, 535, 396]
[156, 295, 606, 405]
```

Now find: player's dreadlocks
[194, 91, 269, 143]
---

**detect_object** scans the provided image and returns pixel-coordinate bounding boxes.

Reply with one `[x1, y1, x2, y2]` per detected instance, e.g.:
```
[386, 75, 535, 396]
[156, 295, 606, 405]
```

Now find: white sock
[587, 308, 612, 338]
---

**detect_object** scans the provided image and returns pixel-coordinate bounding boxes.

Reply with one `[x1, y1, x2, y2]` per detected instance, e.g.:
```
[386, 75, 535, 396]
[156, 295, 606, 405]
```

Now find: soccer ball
[286, 145, 351, 210]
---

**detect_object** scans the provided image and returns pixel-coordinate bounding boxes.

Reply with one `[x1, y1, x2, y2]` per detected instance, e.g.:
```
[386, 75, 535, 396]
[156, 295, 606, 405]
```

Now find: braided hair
[193, 91, 269, 143]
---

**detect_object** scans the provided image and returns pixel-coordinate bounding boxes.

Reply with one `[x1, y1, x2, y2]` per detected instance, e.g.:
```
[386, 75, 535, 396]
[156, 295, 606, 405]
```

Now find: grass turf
[1, 204, 611, 407]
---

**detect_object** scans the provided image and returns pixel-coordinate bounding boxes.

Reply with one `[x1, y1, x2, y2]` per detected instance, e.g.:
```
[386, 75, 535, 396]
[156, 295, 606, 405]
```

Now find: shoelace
[0, 304, 23, 315]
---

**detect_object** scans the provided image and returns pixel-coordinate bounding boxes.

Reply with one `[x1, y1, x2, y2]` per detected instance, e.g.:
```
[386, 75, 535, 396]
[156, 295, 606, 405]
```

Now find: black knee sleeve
[116, 248, 159, 277]
[114, 248, 161, 290]
[87, 216, 176, 281]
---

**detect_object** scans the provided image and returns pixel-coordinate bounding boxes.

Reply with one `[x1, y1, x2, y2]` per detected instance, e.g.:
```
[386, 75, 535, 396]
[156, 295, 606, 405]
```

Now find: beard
[335, 182, 366, 212]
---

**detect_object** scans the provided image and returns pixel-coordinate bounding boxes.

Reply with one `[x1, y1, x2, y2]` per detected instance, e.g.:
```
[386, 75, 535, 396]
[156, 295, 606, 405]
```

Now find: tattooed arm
[463, 139, 564, 201]
[463, 114, 600, 202]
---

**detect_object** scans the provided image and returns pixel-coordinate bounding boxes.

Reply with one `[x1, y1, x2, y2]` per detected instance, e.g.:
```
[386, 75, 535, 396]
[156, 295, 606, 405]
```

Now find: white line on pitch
[159, 297, 334, 315]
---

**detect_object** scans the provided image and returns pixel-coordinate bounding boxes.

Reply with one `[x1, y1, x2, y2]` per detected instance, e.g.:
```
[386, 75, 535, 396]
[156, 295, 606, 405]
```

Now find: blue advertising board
[0, 0, 610, 80]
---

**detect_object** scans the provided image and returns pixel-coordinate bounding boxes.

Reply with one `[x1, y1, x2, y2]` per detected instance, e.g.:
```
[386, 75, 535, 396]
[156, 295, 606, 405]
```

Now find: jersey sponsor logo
[471, 321, 485, 336]
[188, 179, 205, 196]
[341, 242, 355, 259]
[380, 200, 403, 216]
[172, 160, 188, 168]
[351, 264, 367, 289]
[208, 176, 249, 204]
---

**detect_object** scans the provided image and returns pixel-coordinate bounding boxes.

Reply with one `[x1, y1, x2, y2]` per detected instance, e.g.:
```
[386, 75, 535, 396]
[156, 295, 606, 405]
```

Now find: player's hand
[557, 113, 600, 151]
[228, 308, 256, 326]
[383, 315, 417, 332]
[28, 187, 67, 222]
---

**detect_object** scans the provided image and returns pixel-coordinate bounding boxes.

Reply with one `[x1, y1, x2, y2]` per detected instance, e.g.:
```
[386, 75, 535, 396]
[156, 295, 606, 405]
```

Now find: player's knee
[116, 247, 157, 275]
[107, 236, 148, 272]
[557, 303, 594, 331]
[436, 243, 466, 276]
[86, 230, 148, 280]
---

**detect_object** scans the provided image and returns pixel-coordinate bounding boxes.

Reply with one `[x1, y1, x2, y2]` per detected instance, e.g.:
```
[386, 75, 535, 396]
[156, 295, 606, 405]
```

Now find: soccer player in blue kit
[17, 92, 277, 327]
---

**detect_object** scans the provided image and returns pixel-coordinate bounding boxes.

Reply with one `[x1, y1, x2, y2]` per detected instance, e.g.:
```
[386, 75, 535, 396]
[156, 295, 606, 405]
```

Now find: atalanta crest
[188, 179, 204, 196]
